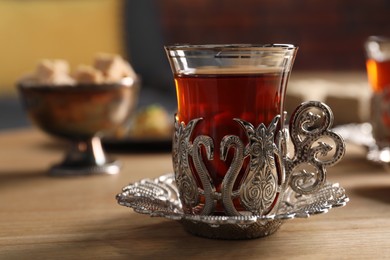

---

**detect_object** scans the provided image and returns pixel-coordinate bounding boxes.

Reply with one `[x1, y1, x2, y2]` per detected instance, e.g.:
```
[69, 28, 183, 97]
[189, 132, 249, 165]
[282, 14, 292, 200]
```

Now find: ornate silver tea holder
[117, 101, 349, 239]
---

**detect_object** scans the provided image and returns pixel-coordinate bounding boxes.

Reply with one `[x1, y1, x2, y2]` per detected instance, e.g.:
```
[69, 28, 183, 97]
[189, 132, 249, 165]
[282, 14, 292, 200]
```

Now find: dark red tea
[366, 59, 390, 93]
[175, 71, 286, 204]
[366, 58, 390, 143]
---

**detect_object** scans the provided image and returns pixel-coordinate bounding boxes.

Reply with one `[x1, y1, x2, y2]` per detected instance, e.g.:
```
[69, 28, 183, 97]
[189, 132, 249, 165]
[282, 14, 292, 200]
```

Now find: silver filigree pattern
[172, 101, 346, 216]
[172, 118, 201, 213]
[192, 135, 215, 215]
[284, 101, 345, 195]
[172, 115, 285, 217]
[235, 116, 281, 216]
[220, 134, 246, 216]
[117, 101, 347, 239]
[116, 173, 348, 239]
[173, 117, 216, 215]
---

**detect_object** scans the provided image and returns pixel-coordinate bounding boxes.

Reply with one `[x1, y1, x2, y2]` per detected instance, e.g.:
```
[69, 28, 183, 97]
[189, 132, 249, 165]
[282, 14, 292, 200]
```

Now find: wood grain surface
[1, 128, 390, 259]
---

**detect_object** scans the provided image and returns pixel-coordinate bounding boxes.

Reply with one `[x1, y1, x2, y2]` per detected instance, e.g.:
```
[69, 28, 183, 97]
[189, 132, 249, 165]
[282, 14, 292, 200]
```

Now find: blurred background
[1, 0, 390, 130]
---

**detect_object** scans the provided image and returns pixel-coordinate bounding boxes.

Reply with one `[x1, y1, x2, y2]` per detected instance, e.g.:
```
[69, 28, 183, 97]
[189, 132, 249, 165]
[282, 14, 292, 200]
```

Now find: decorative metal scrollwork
[220, 134, 246, 216]
[172, 101, 345, 217]
[235, 116, 281, 216]
[172, 118, 202, 213]
[284, 101, 345, 195]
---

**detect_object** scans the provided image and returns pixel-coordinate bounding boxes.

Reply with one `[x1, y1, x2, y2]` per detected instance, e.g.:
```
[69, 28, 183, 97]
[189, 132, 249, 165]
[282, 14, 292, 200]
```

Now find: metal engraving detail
[172, 118, 216, 215]
[116, 173, 348, 239]
[220, 134, 246, 216]
[172, 115, 284, 216]
[284, 101, 345, 195]
[172, 119, 204, 213]
[172, 101, 346, 216]
[235, 116, 281, 216]
[117, 101, 347, 239]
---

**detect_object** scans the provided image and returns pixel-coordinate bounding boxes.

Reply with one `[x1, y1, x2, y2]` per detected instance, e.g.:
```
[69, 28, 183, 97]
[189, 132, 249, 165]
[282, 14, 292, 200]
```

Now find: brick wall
[158, 0, 390, 71]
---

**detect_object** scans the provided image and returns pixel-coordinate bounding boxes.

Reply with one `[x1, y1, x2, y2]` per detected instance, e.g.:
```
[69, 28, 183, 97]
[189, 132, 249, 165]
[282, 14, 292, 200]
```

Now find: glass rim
[165, 43, 298, 52]
[366, 35, 390, 44]
[365, 35, 390, 61]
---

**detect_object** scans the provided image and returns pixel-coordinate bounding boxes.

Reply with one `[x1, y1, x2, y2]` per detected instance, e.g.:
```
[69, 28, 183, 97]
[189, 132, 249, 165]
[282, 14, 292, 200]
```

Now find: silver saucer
[333, 123, 390, 166]
[116, 173, 348, 239]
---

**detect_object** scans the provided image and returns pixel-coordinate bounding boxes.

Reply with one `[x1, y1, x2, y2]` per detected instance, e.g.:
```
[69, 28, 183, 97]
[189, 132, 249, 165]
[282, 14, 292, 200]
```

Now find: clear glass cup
[165, 44, 298, 215]
[365, 36, 390, 154]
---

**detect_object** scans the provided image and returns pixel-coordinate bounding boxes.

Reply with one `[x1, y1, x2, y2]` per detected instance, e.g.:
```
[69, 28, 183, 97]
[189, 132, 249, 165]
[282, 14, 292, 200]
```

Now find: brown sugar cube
[73, 65, 104, 84]
[33, 59, 75, 85]
[36, 59, 69, 78]
[94, 53, 136, 82]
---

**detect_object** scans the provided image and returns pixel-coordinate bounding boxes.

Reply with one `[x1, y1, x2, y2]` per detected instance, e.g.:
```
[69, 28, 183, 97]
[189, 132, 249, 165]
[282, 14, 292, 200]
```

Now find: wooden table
[1, 128, 390, 259]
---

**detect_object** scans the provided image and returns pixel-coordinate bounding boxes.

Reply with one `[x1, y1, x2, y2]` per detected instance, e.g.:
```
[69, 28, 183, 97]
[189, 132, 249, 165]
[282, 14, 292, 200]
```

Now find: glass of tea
[163, 44, 346, 239]
[165, 44, 298, 216]
[365, 36, 390, 153]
